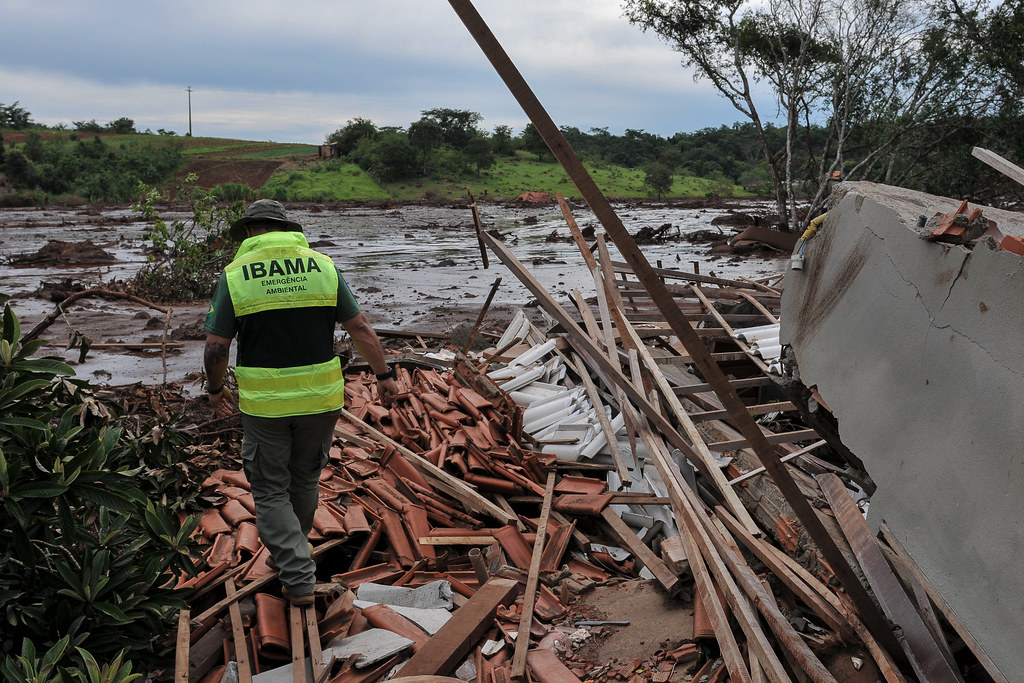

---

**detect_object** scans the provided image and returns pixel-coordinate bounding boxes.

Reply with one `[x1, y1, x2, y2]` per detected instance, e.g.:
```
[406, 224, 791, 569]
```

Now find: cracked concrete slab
[781, 182, 1024, 681]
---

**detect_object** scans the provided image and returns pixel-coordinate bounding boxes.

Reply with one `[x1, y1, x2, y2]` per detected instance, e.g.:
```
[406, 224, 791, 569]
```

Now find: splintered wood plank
[305, 605, 325, 680]
[396, 578, 519, 678]
[290, 604, 306, 683]
[174, 609, 190, 683]
[817, 474, 963, 683]
[225, 578, 253, 682]
[511, 472, 557, 680]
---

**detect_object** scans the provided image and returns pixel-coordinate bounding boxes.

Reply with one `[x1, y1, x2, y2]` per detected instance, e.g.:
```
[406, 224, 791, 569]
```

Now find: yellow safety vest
[225, 231, 345, 417]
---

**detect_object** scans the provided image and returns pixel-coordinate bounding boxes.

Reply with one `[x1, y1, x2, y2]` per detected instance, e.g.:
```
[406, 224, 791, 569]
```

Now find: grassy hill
[166, 135, 750, 201]
[3, 130, 752, 202]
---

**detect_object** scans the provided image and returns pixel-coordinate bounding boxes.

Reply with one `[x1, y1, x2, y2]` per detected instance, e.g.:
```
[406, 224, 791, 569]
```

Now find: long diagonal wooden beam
[446, 0, 900, 659]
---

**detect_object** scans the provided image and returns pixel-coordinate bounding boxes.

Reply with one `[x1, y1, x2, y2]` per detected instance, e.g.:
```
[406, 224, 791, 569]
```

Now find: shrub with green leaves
[0, 299, 201, 677]
[128, 175, 244, 302]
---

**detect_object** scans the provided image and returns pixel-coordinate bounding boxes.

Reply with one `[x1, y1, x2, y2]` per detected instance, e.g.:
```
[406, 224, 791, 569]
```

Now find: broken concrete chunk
[356, 579, 454, 610]
[328, 628, 415, 667]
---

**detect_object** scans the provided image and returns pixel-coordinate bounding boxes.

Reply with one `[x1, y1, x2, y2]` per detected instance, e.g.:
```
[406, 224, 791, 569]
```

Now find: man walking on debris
[202, 199, 399, 606]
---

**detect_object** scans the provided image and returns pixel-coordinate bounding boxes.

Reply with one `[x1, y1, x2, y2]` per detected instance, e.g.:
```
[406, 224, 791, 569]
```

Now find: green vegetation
[624, 0, 1024, 229]
[0, 299, 200, 679]
[129, 176, 245, 302]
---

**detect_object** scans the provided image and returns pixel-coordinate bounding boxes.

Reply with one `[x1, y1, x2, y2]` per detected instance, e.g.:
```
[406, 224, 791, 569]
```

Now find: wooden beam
[396, 578, 519, 677]
[290, 604, 305, 683]
[174, 609, 190, 683]
[225, 578, 253, 683]
[972, 146, 1024, 187]
[817, 474, 963, 683]
[689, 402, 797, 422]
[511, 473, 556, 680]
[708, 429, 820, 452]
[306, 605, 326, 680]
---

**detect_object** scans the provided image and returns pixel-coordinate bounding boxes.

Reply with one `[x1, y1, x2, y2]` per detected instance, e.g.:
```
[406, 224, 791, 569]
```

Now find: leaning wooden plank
[225, 578, 253, 683]
[511, 473, 557, 680]
[338, 410, 515, 525]
[879, 522, 1009, 683]
[817, 474, 963, 683]
[175, 609, 190, 683]
[690, 402, 798, 423]
[712, 508, 854, 641]
[972, 146, 1024, 187]
[600, 506, 681, 595]
[641, 422, 840, 683]
[396, 578, 519, 678]
[602, 252, 759, 537]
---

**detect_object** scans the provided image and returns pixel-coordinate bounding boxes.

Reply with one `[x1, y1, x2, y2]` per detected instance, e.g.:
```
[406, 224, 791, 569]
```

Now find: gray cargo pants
[240, 408, 341, 595]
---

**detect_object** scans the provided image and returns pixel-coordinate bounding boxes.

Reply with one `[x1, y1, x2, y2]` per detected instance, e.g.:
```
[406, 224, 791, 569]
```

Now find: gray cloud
[1, 0, 755, 142]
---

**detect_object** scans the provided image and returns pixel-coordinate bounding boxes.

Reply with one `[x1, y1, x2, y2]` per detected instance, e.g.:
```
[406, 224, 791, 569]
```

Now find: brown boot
[282, 585, 315, 607]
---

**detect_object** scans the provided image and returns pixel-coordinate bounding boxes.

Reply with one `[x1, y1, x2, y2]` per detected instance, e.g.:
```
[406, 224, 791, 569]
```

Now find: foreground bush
[0, 299, 201, 678]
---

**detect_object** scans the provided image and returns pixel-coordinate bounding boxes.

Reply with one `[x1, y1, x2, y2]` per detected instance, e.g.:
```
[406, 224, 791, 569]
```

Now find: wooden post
[511, 472, 557, 680]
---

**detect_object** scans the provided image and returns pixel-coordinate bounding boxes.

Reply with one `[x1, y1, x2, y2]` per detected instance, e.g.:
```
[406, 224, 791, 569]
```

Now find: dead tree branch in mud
[22, 286, 174, 384]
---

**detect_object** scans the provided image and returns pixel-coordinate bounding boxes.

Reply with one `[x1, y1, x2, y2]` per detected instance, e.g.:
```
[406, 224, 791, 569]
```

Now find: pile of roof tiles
[180, 337, 679, 683]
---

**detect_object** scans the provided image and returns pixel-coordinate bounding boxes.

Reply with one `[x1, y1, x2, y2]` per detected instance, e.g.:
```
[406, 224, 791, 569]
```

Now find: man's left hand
[377, 377, 399, 408]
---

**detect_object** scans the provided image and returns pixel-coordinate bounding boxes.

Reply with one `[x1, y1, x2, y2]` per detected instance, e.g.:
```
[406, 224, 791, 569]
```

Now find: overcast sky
[2, 0, 756, 144]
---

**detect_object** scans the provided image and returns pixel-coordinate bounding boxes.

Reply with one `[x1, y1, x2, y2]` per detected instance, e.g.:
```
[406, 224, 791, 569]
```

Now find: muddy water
[0, 201, 785, 387]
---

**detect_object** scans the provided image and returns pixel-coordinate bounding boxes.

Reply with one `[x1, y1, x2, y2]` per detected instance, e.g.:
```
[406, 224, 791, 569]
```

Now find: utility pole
[186, 86, 192, 137]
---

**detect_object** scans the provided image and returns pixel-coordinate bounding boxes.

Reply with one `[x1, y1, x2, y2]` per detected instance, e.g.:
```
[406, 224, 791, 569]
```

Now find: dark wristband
[207, 384, 224, 394]
[375, 368, 395, 381]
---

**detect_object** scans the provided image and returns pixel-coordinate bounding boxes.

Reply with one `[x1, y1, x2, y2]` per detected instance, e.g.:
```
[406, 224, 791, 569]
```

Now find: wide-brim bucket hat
[230, 199, 303, 241]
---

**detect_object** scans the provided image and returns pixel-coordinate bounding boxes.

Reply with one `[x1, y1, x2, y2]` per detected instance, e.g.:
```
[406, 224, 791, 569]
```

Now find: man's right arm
[204, 334, 235, 418]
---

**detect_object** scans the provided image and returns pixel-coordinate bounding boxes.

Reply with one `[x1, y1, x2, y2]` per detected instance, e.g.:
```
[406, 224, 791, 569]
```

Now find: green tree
[351, 131, 418, 182]
[519, 123, 549, 160]
[105, 117, 136, 134]
[0, 101, 32, 129]
[464, 135, 495, 173]
[22, 131, 44, 162]
[624, 0, 1000, 230]
[326, 117, 378, 157]
[492, 124, 515, 155]
[72, 119, 104, 133]
[408, 118, 444, 175]
[643, 162, 673, 199]
[420, 108, 482, 150]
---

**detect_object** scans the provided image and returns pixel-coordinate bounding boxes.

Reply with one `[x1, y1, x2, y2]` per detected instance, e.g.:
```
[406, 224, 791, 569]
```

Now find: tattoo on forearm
[204, 341, 229, 367]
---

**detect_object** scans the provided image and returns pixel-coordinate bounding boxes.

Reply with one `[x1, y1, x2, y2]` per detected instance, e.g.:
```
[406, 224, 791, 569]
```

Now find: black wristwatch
[207, 384, 224, 394]
[375, 367, 396, 381]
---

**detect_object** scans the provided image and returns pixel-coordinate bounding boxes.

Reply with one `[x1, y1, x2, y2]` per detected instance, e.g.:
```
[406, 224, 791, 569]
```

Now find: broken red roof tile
[554, 474, 608, 496]
[253, 593, 290, 658]
[331, 562, 404, 590]
[343, 505, 372, 534]
[199, 509, 232, 540]
[361, 603, 430, 652]
[221, 498, 255, 526]
[235, 521, 261, 556]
